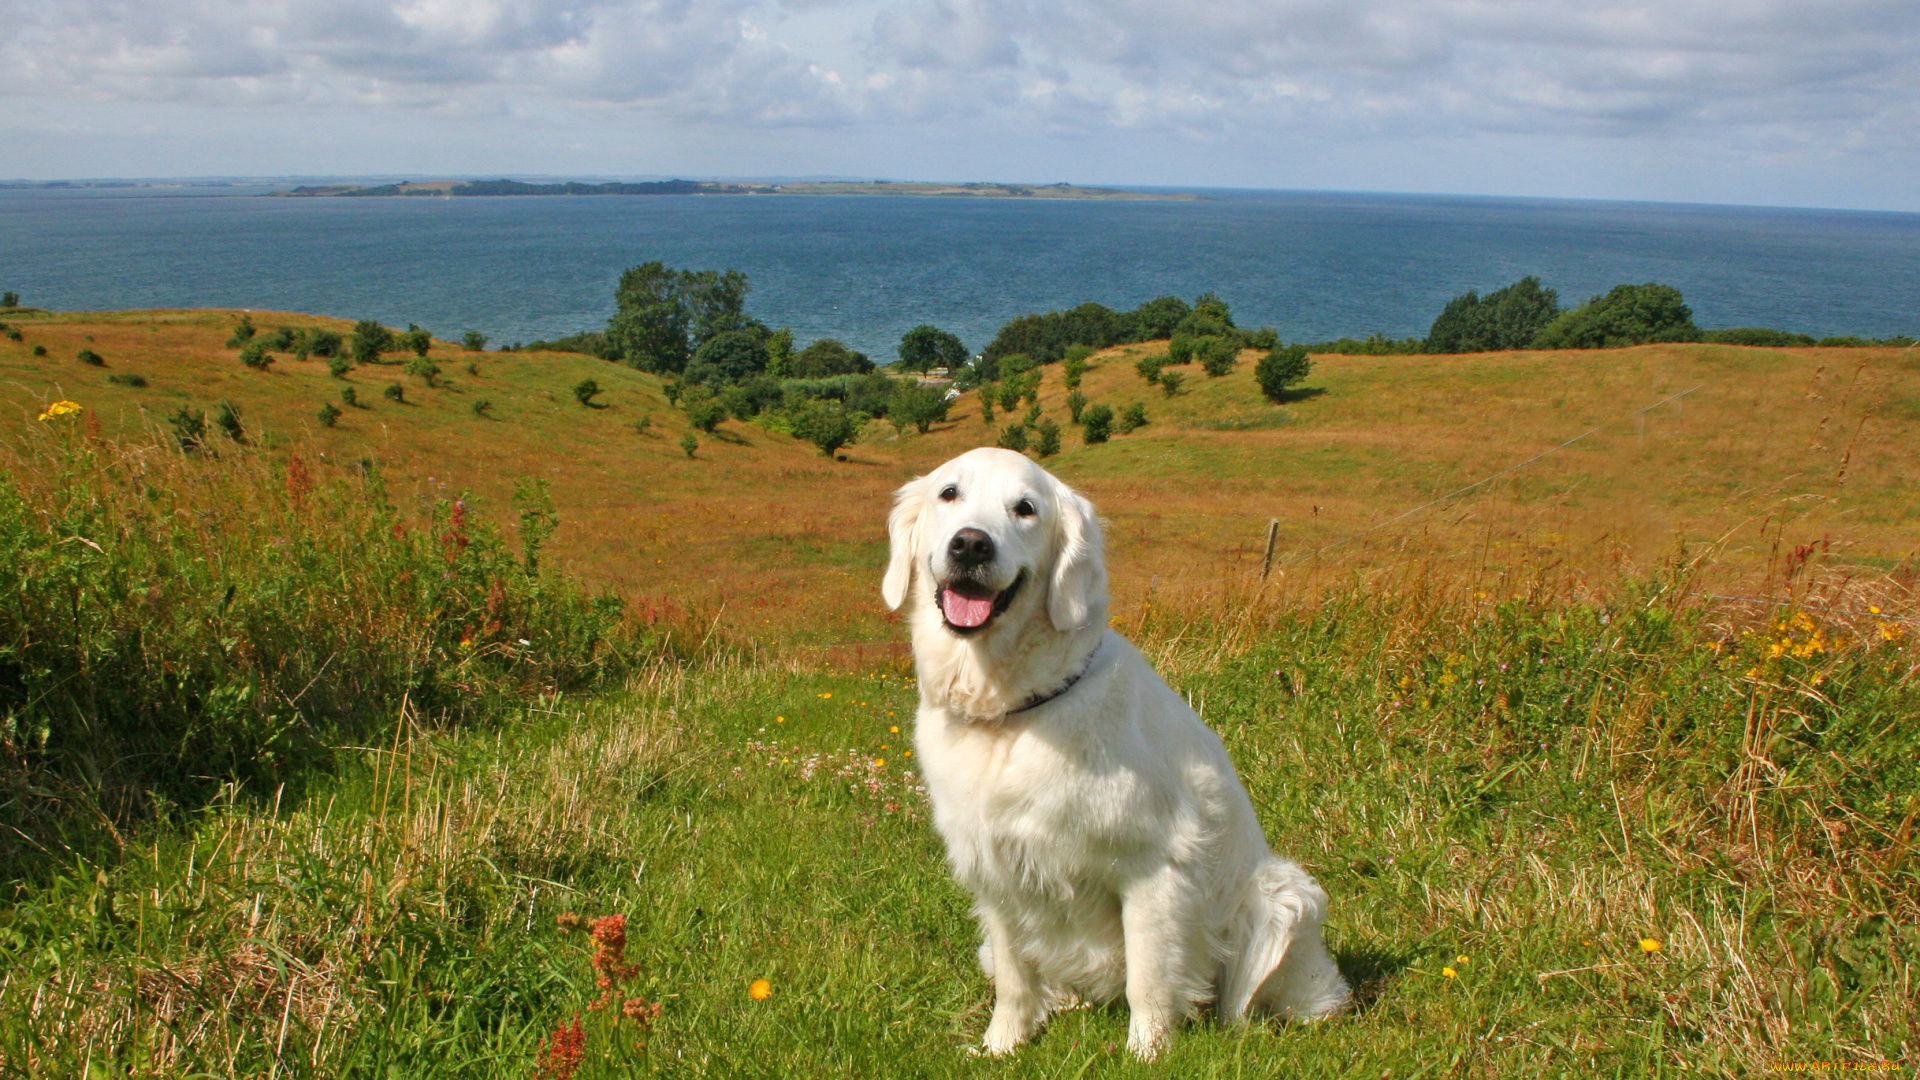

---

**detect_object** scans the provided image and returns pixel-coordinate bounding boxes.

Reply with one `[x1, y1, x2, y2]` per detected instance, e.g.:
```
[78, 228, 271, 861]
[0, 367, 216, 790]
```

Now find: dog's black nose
[948, 528, 995, 566]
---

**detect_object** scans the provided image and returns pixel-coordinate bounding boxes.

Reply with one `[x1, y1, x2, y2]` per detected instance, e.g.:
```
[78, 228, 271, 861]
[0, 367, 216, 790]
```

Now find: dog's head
[882, 447, 1107, 636]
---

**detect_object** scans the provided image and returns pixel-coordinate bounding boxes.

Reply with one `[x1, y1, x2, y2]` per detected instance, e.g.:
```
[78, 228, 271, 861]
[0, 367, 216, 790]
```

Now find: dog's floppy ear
[882, 477, 928, 611]
[1047, 480, 1108, 632]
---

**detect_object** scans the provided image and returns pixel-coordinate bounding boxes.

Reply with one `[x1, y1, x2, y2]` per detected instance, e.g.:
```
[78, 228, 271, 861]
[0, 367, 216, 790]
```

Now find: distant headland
[272, 178, 1198, 201]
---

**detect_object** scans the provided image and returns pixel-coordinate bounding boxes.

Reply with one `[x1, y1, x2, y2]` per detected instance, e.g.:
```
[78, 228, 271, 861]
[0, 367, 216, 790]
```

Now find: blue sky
[3, 0, 1916, 210]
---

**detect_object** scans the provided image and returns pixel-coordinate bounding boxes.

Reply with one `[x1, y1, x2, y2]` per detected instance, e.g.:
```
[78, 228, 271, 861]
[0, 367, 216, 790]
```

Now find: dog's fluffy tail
[1217, 857, 1351, 1022]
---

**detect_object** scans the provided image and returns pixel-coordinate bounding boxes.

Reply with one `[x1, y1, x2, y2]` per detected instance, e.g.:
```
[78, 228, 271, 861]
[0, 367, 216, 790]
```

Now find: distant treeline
[285, 179, 746, 198]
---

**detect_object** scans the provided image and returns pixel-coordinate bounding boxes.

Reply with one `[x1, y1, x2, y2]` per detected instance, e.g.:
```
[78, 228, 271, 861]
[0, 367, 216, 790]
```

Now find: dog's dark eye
[1013, 499, 1036, 518]
[939, 484, 959, 502]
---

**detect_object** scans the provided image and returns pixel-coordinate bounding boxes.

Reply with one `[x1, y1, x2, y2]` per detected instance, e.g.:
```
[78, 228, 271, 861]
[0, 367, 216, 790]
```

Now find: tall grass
[0, 418, 642, 873]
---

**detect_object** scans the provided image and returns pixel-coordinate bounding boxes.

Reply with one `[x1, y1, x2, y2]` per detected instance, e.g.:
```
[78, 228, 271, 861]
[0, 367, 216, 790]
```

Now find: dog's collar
[1006, 639, 1103, 716]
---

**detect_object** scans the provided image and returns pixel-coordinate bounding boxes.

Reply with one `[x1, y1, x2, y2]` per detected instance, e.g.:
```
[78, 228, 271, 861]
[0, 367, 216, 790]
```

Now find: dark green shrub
[327, 355, 353, 379]
[1034, 418, 1061, 458]
[225, 314, 256, 348]
[1063, 355, 1088, 389]
[1135, 354, 1164, 384]
[262, 326, 297, 351]
[240, 341, 274, 370]
[0, 291, 17, 307]
[214, 400, 245, 442]
[1243, 327, 1279, 350]
[462, 330, 489, 351]
[1082, 403, 1114, 444]
[351, 320, 394, 364]
[32, 345, 46, 357]
[789, 399, 865, 457]
[1426, 276, 1562, 353]
[1256, 344, 1313, 402]
[790, 339, 873, 378]
[1304, 335, 1425, 355]
[300, 328, 343, 359]
[684, 396, 727, 433]
[685, 330, 772, 385]
[405, 355, 439, 386]
[573, 378, 603, 406]
[1702, 328, 1817, 347]
[317, 402, 341, 427]
[106, 373, 147, 388]
[167, 407, 205, 451]
[1198, 336, 1239, 376]
[633, 415, 652, 433]
[4, 329, 20, 342]
[472, 399, 493, 418]
[1067, 390, 1087, 423]
[383, 383, 405, 403]
[1816, 336, 1876, 347]
[77, 349, 105, 367]
[1532, 283, 1701, 349]
[465, 362, 479, 376]
[897, 325, 968, 372]
[996, 380, 1023, 412]
[1159, 370, 1186, 397]
[679, 432, 698, 458]
[720, 375, 783, 420]
[980, 388, 996, 424]
[997, 423, 1029, 452]
[401, 326, 432, 357]
[341, 387, 359, 407]
[890, 381, 952, 433]
[1117, 401, 1148, 433]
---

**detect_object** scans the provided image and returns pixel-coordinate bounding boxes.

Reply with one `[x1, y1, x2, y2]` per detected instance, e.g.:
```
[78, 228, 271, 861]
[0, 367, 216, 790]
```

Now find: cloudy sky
[2, 0, 1916, 209]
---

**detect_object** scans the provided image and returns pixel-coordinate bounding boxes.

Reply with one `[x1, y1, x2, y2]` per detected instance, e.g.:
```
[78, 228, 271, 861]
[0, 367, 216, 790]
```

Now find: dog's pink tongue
[942, 588, 997, 628]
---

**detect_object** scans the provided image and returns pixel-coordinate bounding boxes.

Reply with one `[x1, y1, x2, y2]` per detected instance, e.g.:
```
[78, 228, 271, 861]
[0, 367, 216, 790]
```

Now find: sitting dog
[882, 447, 1349, 1060]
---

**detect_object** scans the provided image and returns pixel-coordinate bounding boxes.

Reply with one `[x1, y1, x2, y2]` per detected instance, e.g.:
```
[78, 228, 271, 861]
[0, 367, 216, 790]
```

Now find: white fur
[883, 448, 1350, 1060]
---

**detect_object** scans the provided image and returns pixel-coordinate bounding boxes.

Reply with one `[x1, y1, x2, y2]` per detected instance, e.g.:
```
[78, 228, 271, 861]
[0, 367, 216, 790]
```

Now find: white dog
[883, 447, 1350, 1060]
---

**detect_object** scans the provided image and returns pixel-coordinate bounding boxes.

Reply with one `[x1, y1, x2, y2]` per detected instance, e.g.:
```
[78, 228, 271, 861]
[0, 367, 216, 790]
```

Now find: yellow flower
[819, 692, 832, 699]
[1640, 938, 1662, 954]
[873, 758, 886, 768]
[1455, 955, 1469, 965]
[1870, 605, 1883, 615]
[748, 978, 772, 1001]
[776, 716, 785, 724]
[889, 725, 899, 734]
[37, 400, 82, 422]
[1441, 967, 1457, 979]
[904, 750, 912, 758]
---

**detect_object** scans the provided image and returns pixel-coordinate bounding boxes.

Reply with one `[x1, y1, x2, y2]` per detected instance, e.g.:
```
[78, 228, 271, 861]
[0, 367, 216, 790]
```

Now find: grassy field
[0, 307, 1916, 1076]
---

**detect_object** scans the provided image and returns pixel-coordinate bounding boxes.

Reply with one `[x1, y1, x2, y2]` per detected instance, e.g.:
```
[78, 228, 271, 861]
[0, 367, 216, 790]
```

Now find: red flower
[532, 1016, 585, 1080]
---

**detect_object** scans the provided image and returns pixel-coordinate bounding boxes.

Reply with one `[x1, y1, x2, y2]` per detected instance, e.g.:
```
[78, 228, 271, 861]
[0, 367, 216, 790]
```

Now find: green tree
[997, 423, 1029, 453]
[607, 263, 756, 374]
[979, 387, 996, 424]
[790, 399, 865, 457]
[684, 330, 771, 385]
[679, 432, 699, 458]
[891, 382, 953, 433]
[684, 396, 727, 433]
[897, 325, 968, 372]
[167, 407, 206, 451]
[317, 402, 341, 427]
[0, 291, 18, 308]
[340, 386, 359, 407]
[511, 478, 558, 575]
[1082, 403, 1114, 444]
[1067, 390, 1088, 422]
[462, 330, 489, 352]
[1197, 336, 1239, 376]
[215, 400, 245, 442]
[1158, 370, 1186, 397]
[383, 382, 405, 403]
[1255, 344, 1313, 402]
[1128, 296, 1190, 340]
[301, 329, 343, 359]
[1063, 355, 1088, 390]
[225, 315, 256, 348]
[1034, 418, 1061, 458]
[401, 326, 433, 357]
[1426, 276, 1562, 353]
[790, 339, 874, 378]
[77, 348, 105, 367]
[472, 399, 493, 418]
[765, 329, 795, 377]
[573, 378, 603, 407]
[328, 355, 353, 379]
[1135, 354, 1164, 384]
[240, 341, 274, 370]
[351, 321, 393, 364]
[405, 355, 439, 386]
[1117, 401, 1148, 433]
[1532, 283, 1701, 350]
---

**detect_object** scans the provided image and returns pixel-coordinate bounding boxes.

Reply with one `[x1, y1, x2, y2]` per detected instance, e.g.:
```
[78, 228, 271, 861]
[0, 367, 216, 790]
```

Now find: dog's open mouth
[940, 572, 1023, 633]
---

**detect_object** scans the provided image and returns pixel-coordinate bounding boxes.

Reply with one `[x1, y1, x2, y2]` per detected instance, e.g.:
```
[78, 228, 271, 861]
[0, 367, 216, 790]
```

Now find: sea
[2, 185, 1917, 359]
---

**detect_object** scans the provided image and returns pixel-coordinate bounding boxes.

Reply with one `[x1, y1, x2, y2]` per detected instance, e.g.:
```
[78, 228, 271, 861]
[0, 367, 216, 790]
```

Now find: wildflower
[588, 915, 641, 1007]
[555, 912, 584, 931]
[819, 692, 832, 699]
[776, 715, 785, 724]
[37, 400, 82, 422]
[1442, 967, 1457, 979]
[1870, 605, 1883, 614]
[1456, 955, 1469, 965]
[623, 999, 664, 1026]
[873, 758, 886, 768]
[533, 1016, 586, 1080]
[749, 977, 773, 1001]
[1640, 937, 1662, 954]
[889, 725, 899, 734]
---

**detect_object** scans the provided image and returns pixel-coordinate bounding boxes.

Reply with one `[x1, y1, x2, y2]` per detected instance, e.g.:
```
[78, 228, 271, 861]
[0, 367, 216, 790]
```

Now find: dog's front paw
[1126, 1018, 1170, 1062]
[982, 1007, 1040, 1056]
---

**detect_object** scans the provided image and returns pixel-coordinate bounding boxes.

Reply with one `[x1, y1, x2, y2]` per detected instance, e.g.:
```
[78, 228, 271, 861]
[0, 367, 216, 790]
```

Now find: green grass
[6, 583, 1913, 1076]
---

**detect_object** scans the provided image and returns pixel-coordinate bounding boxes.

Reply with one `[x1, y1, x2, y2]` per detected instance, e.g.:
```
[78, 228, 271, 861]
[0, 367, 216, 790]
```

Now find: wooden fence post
[1261, 519, 1279, 579]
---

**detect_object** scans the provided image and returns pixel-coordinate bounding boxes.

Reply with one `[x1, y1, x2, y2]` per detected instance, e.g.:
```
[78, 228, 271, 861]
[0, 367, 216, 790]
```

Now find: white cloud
[0, 0, 1915, 202]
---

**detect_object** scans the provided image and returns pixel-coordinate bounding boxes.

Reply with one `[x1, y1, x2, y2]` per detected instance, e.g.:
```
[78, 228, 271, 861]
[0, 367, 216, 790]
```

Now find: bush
[341, 387, 359, 407]
[979, 388, 996, 424]
[225, 314, 256, 348]
[1117, 401, 1148, 433]
[1532, 283, 1701, 350]
[0, 431, 636, 855]
[789, 398, 865, 457]
[106, 373, 147, 388]
[77, 348, 105, 367]
[351, 320, 394, 364]
[897, 325, 968, 372]
[790, 339, 874, 378]
[327, 355, 353, 379]
[679, 432, 698, 458]
[1067, 390, 1088, 423]
[1063, 355, 1088, 389]
[383, 383, 405, 403]
[401, 326, 433, 357]
[1034, 418, 1061, 457]
[997, 423, 1029, 453]
[1701, 328, 1816, 347]
[684, 396, 727, 433]
[214, 400, 245, 442]
[261, 326, 297, 351]
[573, 378, 603, 406]
[1198, 336, 1239, 377]
[462, 330, 489, 351]
[299, 328, 343, 360]
[1159, 370, 1187, 397]
[1304, 335, 1426, 355]
[720, 375, 784, 420]
[890, 381, 952, 433]
[1426, 276, 1562, 353]
[1255, 344, 1313, 402]
[685, 330, 772, 385]
[31, 345, 45, 357]
[1082, 403, 1114, 444]
[1135, 354, 1165, 384]
[240, 341, 274, 370]
[167, 407, 205, 451]
[0, 291, 17, 307]
[317, 401, 341, 427]
[405, 355, 440, 386]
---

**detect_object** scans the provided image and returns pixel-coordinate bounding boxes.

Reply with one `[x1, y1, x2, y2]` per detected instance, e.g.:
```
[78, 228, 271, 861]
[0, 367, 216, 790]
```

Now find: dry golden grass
[3, 308, 1915, 642]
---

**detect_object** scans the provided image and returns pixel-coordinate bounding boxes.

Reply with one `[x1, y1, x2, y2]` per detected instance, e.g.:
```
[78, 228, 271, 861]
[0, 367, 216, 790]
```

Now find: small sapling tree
[790, 399, 865, 457]
[1081, 403, 1114, 444]
[679, 432, 698, 458]
[401, 326, 433, 357]
[1198, 337, 1239, 377]
[1135, 354, 1163, 385]
[1118, 401, 1148, 433]
[472, 399, 493, 418]
[979, 387, 996, 424]
[997, 423, 1029, 453]
[168, 407, 206, 451]
[383, 382, 405, 403]
[1034, 418, 1062, 458]
[317, 402, 341, 427]
[351, 321, 393, 365]
[215, 400, 245, 442]
[240, 341, 274, 370]
[32, 345, 46, 356]
[685, 397, 727, 433]
[1158, 370, 1186, 397]
[463, 330, 488, 352]
[77, 348, 105, 367]
[1067, 390, 1088, 423]
[226, 315, 256, 348]
[573, 378, 603, 407]
[341, 386, 359, 407]
[1255, 344, 1312, 402]
[328, 355, 353, 379]
[1063, 354, 1089, 390]
[405, 355, 440, 386]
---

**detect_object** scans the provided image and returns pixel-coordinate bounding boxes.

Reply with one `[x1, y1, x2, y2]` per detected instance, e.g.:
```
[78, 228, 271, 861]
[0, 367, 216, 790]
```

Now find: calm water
[2, 186, 1916, 357]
